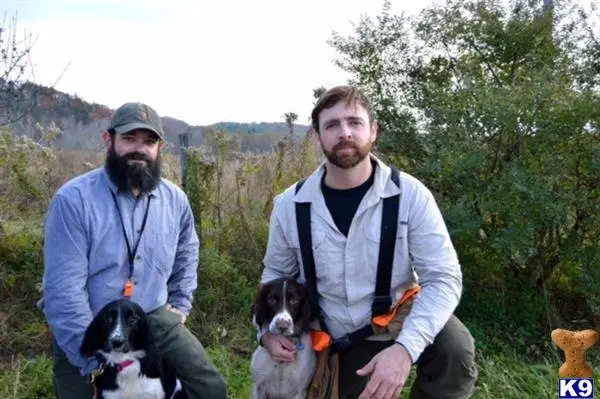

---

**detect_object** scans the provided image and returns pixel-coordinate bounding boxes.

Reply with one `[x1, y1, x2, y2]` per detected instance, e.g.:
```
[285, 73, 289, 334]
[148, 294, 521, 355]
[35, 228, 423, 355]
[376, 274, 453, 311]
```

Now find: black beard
[105, 146, 161, 194]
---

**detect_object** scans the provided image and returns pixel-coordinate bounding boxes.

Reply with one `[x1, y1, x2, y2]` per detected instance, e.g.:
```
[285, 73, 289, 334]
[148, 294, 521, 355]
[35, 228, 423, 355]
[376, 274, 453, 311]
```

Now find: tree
[329, 0, 600, 349]
[283, 112, 298, 137]
[0, 12, 36, 126]
[328, 0, 426, 168]
[305, 87, 327, 135]
[312, 86, 326, 102]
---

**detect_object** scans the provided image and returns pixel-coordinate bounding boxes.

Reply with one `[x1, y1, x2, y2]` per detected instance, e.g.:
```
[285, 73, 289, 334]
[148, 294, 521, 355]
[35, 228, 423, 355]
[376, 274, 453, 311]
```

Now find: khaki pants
[51, 305, 227, 398]
[337, 314, 478, 399]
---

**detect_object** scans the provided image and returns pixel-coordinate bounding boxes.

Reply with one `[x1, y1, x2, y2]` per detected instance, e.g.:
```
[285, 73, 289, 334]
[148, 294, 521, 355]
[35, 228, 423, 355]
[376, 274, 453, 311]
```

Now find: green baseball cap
[107, 102, 166, 140]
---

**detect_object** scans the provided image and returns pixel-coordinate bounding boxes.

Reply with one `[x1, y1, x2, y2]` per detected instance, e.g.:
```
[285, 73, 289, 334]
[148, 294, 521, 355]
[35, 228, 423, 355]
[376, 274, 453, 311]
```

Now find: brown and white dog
[250, 277, 317, 399]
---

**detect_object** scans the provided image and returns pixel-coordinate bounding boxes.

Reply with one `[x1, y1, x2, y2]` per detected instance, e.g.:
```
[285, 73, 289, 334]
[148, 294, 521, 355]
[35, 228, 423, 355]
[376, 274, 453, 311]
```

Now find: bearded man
[38, 102, 227, 398]
[255, 86, 478, 399]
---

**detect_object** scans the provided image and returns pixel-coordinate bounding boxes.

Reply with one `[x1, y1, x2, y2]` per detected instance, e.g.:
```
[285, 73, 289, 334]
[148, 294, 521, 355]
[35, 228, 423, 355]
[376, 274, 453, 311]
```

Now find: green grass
[1, 347, 595, 398]
[0, 355, 54, 399]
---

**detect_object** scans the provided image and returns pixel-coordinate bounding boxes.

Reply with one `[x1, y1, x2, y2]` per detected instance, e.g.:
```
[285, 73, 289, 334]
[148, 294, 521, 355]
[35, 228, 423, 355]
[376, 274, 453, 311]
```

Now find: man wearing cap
[38, 102, 228, 398]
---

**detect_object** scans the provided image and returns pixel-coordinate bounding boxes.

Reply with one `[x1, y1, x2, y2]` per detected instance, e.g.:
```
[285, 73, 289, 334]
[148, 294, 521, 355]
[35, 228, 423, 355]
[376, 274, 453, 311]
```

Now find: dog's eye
[127, 315, 138, 325]
[267, 297, 277, 305]
[289, 298, 299, 306]
[104, 314, 113, 323]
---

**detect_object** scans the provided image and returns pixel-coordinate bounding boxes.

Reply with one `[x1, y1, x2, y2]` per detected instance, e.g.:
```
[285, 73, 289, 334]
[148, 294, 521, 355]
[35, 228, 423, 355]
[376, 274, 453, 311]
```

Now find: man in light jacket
[257, 86, 478, 399]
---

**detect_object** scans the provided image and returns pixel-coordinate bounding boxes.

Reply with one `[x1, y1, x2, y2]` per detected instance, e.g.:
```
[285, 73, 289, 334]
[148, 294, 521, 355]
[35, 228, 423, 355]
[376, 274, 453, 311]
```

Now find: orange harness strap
[311, 330, 332, 352]
[310, 284, 421, 352]
[372, 285, 421, 328]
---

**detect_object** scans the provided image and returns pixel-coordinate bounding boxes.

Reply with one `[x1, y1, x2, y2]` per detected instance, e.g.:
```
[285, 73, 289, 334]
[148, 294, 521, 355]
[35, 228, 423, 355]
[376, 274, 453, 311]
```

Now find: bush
[188, 248, 259, 351]
[0, 226, 49, 357]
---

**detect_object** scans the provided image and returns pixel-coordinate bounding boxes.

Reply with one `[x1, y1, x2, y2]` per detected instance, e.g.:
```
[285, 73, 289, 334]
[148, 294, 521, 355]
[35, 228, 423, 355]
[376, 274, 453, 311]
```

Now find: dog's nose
[110, 337, 125, 348]
[275, 319, 291, 332]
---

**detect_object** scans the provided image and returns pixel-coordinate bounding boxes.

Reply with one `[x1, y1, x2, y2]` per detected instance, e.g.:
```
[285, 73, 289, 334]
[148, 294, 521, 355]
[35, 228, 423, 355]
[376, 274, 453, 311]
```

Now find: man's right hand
[261, 332, 297, 362]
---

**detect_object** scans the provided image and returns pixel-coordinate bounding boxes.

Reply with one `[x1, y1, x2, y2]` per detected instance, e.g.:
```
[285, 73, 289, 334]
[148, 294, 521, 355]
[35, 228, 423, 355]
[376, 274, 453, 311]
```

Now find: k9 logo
[559, 378, 594, 398]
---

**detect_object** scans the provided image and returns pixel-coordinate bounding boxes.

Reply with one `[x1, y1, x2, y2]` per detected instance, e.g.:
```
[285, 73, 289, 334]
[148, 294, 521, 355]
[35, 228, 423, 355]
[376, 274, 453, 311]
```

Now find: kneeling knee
[435, 328, 476, 373]
[213, 373, 228, 396]
[453, 333, 475, 368]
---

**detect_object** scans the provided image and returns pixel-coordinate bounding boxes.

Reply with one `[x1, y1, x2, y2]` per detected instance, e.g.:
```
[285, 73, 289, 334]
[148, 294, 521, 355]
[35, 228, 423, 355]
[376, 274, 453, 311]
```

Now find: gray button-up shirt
[260, 156, 462, 363]
[37, 167, 199, 375]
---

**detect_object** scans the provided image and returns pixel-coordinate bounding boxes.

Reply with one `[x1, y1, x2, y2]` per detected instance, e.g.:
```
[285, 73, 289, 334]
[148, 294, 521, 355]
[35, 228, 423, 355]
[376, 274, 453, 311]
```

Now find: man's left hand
[166, 304, 187, 324]
[356, 342, 412, 399]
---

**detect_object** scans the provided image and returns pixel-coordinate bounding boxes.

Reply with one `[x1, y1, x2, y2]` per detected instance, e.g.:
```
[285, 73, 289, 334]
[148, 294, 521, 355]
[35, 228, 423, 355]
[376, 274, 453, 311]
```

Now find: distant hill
[4, 82, 311, 153]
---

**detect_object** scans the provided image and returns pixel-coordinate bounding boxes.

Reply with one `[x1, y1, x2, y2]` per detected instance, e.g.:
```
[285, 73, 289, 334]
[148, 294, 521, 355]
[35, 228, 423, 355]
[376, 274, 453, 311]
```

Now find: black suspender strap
[295, 178, 328, 332]
[372, 165, 400, 316]
[294, 166, 401, 353]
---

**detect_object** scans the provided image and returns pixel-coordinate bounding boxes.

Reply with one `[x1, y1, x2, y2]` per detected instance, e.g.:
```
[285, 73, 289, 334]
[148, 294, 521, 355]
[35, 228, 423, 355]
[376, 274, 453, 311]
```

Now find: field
[0, 130, 596, 399]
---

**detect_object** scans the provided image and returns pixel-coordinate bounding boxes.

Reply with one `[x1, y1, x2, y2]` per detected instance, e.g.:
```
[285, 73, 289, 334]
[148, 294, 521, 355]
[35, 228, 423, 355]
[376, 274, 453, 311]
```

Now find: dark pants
[51, 305, 227, 398]
[338, 314, 478, 398]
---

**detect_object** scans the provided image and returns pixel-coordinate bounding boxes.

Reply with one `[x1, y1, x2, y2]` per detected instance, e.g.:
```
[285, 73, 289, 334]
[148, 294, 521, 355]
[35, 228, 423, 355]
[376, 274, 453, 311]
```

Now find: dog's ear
[249, 283, 263, 322]
[80, 314, 105, 358]
[132, 311, 152, 352]
[251, 284, 269, 329]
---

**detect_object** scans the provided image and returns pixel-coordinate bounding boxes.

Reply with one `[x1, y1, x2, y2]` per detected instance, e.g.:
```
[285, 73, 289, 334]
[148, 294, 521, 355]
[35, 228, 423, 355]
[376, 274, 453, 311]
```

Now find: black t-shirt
[321, 161, 376, 236]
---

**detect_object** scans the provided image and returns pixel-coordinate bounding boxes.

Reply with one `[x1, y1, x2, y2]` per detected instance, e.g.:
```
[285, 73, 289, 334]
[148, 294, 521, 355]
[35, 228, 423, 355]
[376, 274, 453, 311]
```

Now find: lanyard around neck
[110, 191, 151, 297]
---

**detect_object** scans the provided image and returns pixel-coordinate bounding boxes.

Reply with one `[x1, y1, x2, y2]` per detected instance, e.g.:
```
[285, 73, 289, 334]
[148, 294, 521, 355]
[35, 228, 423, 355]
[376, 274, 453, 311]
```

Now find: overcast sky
[4, 0, 438, 126]
[7, 0, 592, 126]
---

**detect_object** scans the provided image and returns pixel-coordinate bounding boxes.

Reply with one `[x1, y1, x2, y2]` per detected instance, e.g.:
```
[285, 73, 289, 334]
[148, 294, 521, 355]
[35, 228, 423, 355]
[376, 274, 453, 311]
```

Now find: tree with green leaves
[329, 0, 600, 354]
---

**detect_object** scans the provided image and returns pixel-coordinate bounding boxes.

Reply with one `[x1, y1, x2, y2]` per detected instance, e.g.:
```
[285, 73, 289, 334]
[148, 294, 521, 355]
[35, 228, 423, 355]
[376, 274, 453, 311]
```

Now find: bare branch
[0, 11, 37, 126]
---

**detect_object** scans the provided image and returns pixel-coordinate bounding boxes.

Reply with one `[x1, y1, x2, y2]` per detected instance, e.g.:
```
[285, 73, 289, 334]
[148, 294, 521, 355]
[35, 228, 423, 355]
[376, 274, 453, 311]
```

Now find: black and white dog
[80, 299, 187, 399]
[250, 277, 317, 399]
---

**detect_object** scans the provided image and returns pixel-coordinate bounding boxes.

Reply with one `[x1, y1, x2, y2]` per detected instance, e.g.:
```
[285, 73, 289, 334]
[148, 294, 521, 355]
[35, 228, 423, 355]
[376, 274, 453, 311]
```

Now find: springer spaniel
[80, 299, 187, 399]
[250, 277, 317, 399]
